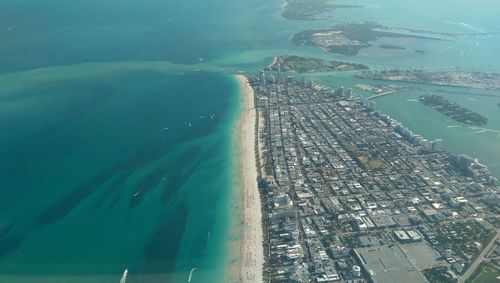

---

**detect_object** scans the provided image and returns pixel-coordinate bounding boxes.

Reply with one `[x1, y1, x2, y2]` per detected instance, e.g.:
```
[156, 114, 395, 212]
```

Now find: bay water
[0, 0, 499, 282]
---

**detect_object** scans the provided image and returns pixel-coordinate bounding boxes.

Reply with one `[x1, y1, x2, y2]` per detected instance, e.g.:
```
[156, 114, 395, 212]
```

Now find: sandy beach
[235, 75, 264, 283]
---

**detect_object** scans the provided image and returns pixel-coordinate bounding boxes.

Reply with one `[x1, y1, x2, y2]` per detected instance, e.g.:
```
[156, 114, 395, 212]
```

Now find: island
[356, 69, 500, 90]
[282, 0, 361, 21]
[291, 22, 442, 55]
[419, 94, 488, 126]
[266, 55, 368, 73]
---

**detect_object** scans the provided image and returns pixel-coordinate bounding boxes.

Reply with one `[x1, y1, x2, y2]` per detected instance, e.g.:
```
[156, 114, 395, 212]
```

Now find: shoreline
[267, 56, 278, 70]
[235, 75, 264, 283]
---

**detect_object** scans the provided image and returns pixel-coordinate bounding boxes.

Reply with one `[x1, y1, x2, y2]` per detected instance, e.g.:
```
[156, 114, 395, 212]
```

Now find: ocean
[0, 68, 241, 282]
[1, 0, 499, 282]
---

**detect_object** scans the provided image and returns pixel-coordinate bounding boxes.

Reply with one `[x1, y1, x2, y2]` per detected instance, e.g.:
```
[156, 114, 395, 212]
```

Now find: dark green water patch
[141, 201, 189, 280]
[0, 70, 239, 282]
[129, 145, 201, 209]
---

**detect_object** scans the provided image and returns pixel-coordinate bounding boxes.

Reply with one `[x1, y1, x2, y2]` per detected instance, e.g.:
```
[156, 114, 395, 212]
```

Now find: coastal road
[458, 230, 499, 283]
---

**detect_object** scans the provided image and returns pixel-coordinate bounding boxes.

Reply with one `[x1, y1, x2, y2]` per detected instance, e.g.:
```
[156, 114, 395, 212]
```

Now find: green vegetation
[467, 262, 500, 283]
[356, 70, 500, 89]
[338, 22, 392, 42]
[424, 267, 457, 283]
[357, 156, 385, 170]
[282, 0, 360, 21]
[425, 221, 494, 268]
[291, 22, 441, 55]
[267, 55, 368, 73]
[419, 95, 488, 126]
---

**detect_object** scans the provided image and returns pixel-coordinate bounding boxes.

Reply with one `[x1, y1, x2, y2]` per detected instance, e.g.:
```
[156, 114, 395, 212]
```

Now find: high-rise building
[352, 265, 362, 277]
[277, 68, 284, 83]
[346, 88, 353, 99]
[269, 74, 276, 84]
[431, 139, 443, 152]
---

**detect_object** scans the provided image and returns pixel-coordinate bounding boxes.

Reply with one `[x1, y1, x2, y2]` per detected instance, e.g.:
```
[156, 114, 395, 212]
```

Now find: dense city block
[356, 70, 500, 90]
[250, 72, 499, 283]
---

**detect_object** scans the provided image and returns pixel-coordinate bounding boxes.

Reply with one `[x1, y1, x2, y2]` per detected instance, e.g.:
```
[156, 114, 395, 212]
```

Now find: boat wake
[120, 268, 128, 283]
[469, 126, 500, 134]
[442, 20, 485, 33]
[188, 268, 197, 282]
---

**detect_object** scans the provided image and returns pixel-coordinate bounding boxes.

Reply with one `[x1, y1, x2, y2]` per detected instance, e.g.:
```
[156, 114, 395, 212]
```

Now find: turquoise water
[0, 69, 241, 282]
[1, 0, 500, 282]
[295, 0, 500, 178]
[313, 72, 500, 178]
